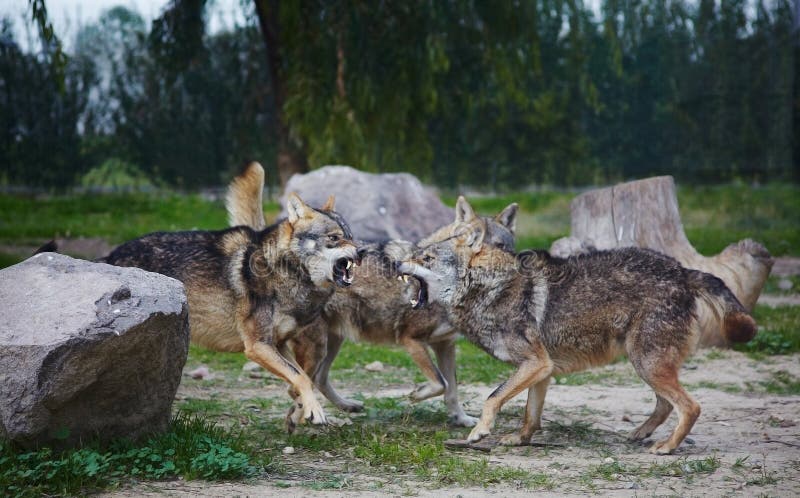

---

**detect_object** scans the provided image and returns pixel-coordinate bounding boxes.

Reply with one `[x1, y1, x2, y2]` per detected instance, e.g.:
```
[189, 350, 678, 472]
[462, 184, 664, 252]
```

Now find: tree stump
[550, 176, 774, 348]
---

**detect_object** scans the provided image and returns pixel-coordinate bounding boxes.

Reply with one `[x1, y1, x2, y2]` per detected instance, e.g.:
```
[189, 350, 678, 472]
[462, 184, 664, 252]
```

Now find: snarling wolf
[226, 162, 518, 426]
[399, 197, 757, 454]
[100, 178, 359, 430]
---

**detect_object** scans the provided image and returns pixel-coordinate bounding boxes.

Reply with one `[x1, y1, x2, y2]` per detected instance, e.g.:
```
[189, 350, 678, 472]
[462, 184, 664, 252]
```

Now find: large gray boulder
[281, 165, 453, 242]
[0, 253, 189, 448]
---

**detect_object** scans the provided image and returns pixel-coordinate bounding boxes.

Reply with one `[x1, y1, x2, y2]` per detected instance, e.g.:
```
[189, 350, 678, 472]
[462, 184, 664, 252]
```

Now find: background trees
[1, 0, 796, 190]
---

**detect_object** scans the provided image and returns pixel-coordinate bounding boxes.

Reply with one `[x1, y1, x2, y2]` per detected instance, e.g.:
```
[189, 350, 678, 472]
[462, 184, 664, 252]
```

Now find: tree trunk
[550, 176, 774, 348]
[253, 0, 308, 189]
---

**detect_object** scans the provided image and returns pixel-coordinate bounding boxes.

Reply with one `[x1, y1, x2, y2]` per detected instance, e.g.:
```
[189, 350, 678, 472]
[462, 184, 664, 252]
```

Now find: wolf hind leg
[431, 339, 477, 427]
[402, 336, 447, 402]
[468, 342, 553, 443]
[500, 376, 551, 446]
[631, 352, 700, 454]
[628, 394, 672, 441]
[314, 332, 364, 412]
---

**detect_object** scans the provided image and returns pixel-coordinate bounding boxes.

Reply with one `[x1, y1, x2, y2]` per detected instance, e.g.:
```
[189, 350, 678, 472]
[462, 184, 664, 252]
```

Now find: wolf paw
[409, 382, 446, 402]
[336, 398, 365, 413]
[499, 433, 530, 446]
[466, 424, 491, 443]
[301, 399, 328, 425]
[449, 412, 478, 428]
[628, 426, 653, 442]
[649, 439, 676, 455]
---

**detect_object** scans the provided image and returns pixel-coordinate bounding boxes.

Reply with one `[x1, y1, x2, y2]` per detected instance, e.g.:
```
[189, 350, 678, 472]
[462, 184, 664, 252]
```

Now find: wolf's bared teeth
[397, 275, 403, 281]
[346, 260, 352, 269]
[402, 275, 409, 283]
[410, 299, 418, 306]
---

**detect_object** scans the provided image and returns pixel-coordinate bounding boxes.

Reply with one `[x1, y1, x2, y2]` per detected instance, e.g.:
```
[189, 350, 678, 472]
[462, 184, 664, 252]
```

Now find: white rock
[364, 361, 385, 372]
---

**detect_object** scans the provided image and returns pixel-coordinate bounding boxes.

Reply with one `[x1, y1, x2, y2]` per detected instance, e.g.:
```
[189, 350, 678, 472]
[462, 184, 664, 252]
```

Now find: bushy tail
[226, 162, 266, 230]
[34, 240, 58, 255]
[692, 271, 757, 346]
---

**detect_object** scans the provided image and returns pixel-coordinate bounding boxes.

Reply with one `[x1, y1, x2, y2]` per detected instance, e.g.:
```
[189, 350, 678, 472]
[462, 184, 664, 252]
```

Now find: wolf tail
[34, 240, 58, 255]
[226, 161, 266, 230]
[692, 271, 757, 345]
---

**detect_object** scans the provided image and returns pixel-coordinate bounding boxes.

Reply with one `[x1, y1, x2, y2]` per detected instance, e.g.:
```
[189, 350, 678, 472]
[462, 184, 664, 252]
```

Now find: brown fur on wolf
[399, 197, 756, 454]
[226, 162, 518, 426]
[100, 177, 358, 431]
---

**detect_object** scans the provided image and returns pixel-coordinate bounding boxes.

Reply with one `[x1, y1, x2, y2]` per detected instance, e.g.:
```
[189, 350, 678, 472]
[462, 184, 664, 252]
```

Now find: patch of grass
[426, 457, 554, 489]
[0, 413, 259, 497]
[686, 381, 743, 394]
[555, 365, 633, 386]
[736, 305, 800, 357]
[758, 370, 800, 395]
[678, 183, 800, 257]
[187, 344, 249, 373]
[587, 455, 720, 485]
[454, 339, 514, 384]
[763, 275, 800, 295]
[0, 252, 23, 269]
[543, 419, 607, 447]
[0, 193, 281, 246]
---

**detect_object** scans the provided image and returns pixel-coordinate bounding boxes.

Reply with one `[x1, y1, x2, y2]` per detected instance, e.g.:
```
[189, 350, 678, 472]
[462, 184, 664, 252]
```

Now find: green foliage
[735, 306, 800, 356]
[3, 0, 796, 188]
[80, 158, 156, 190]
[0, 414, 257, 497]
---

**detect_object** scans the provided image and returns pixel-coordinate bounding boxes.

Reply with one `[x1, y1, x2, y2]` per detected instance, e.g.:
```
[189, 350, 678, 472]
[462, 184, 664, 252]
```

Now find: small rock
[323, 451, 334, 458]
[684, 437, 695, 445]
[603, 457, 615, 464]
[627, 482, 639, 490]
[242, 361, 262, 372]
[778, 278, 793, 291]
[621, 415, 633, 422]
[283, 446, 295, 455]
[364, 361, 384, 372]
[188, 366, 211, 380]
[327, 415, 353, 427]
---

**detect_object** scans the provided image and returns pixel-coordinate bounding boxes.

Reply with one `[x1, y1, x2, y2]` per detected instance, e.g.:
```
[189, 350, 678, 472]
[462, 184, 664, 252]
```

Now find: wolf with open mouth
[399, 197, 757, 454]
[100, 188, 359, 430]
[224, 162, 518, 427]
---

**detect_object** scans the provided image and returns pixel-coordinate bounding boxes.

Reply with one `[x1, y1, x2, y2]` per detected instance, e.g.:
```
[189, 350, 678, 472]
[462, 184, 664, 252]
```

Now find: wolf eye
[423, 254, 435, 263]
[328, 234, 340, 242]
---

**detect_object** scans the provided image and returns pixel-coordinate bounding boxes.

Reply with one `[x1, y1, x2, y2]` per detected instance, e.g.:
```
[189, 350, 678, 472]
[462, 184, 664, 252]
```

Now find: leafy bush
[80, 158, 156, 190]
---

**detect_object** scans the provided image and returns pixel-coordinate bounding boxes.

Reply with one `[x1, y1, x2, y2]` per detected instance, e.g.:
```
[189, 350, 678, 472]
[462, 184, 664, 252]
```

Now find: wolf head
[400, 196, 514, 308]
[284, 192, 359, 288]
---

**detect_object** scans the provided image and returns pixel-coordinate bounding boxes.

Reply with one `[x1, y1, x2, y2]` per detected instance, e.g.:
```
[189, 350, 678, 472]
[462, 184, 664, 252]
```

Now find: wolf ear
[495, 203, 518, 234]
[321, 194, 336, 212]
[457, 221, 485, 251]
[286, 192, 311, 223]
[455, 196, 477, 223]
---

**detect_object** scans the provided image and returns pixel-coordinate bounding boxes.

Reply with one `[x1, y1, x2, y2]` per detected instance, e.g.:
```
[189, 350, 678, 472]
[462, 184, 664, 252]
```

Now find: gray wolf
[100, 178, 359, 430]
[398, 197, 756, 454]
[226, 162, 518, 426]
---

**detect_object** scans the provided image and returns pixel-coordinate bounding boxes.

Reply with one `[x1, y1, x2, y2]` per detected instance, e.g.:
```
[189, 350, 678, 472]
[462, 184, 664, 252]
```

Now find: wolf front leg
[239, 312, 327, 433]
[467, 342, 553, 443]
[402, 336, 447, 402]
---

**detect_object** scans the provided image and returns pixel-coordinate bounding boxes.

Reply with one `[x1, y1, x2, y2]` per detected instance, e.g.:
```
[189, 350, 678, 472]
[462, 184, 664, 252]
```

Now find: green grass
[0, 413, 259, 497]
[757, 370, 800, 395]
[736, 305, 800, 357]
[0, 193, 282, 246]
[0, 183, 796, 260]
[678, 183, 800, 257]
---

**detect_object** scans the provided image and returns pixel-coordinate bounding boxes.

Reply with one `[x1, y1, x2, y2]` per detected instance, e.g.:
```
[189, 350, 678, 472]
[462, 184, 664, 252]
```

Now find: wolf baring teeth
[99, 179, 358, 432]
[225, 163, 519, 427]
[399, 196, 757, 454]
